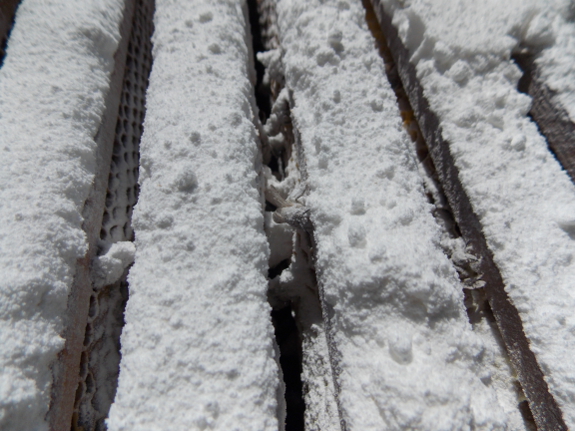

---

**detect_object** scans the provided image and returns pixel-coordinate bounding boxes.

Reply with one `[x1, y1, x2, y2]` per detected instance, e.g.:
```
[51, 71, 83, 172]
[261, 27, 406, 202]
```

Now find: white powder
[106, 1, 281, 429]
[274, 0, 510, 428]
[380, 0, 575, 426]
[0, 0, 124, 429]
[3, 0, 575, 428]
[92, 241, 136, 288]
[533, 0, 575, 122]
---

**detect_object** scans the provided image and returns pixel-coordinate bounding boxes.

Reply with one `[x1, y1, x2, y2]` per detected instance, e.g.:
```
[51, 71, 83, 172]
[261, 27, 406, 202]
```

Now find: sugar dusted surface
[0, 0, 124, 429]
[106, 1, 280, 430]
[535, 0, 575, 122]
[275, 0, 510, 428]
[2, 0, 575, 428]
[380, 0, 575, 426]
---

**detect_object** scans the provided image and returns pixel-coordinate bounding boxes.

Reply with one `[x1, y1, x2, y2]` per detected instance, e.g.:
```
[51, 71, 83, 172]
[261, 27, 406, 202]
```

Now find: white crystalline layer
[275, 0, 509, 428]
[379, 0, 575, 426]
[0, 0, 124, 429]
[93, 241, 136, 288]
[534, 0, 575, 122]
[106, 0, 281, 429]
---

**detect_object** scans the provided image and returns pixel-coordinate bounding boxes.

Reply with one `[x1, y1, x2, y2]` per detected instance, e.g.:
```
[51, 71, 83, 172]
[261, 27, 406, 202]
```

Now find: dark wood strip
[515, 52, 575, 183]
[0, 0, 21, 66]
[369, 1, 567, 429]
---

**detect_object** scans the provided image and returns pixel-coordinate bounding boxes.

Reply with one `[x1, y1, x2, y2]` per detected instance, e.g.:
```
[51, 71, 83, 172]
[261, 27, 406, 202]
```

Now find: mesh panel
[73, 1, 154, 429]
[100, 0, 154, 244]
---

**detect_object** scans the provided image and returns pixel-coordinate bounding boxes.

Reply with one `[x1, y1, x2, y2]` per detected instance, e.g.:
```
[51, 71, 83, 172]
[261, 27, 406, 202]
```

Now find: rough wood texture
[369, 1, 567, 429]
[515, 52, 575, 183]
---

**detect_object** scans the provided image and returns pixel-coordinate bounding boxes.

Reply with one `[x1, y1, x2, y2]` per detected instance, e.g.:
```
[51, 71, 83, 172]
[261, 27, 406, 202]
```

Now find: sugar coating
[92, 241, 136, 288]
[380, 0, 575, 426]
[275, 0, 508, 428]
[536, 0, 575, 121]
[106, 1, 280, 430]
[0, 0, 124, 429]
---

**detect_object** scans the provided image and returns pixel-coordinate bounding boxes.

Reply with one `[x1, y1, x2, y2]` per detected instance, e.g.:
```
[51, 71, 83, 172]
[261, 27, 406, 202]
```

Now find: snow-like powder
[379, 0, 575, 426]
[0, 0, 124, 429]
[106, 1, 281, 429]
[535, 0, 575, 122]
[274, 0, 510, 428]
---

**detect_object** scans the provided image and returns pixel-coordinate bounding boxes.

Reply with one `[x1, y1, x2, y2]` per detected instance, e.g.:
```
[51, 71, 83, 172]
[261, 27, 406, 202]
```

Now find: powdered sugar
[2, 0, 575, 428]
[533, 0, 575, 122]
[106, 1, 281, 429]
[380, 0, 575, 426]
[0, 1, 124, 428]
[92, 241, 136, 288]
[274, 0, 511, 428]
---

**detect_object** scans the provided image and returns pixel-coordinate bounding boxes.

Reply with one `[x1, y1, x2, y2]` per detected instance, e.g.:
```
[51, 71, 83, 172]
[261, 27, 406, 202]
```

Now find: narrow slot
[246, 2, 305, 428]
[248, 1, 348, 428]
[246, 1, 342, 429]
[267, 221, 340, 431]
[71, 0, 154, 429]
[0, 0, 21, 67]
[512, 52, 575, 182]
[365, 0, 567, 429]
[247, 0, 272, 122]
[271, 305, 305, 431]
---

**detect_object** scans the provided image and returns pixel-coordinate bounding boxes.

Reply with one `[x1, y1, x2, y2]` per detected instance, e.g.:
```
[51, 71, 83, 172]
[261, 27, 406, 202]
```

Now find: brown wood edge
[369, 1, 567, 429]
[47, 0, 137, 429]
[289, 109, 348, 431]
[514, 52, 575, 184]
[309, 231, 348, 431]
